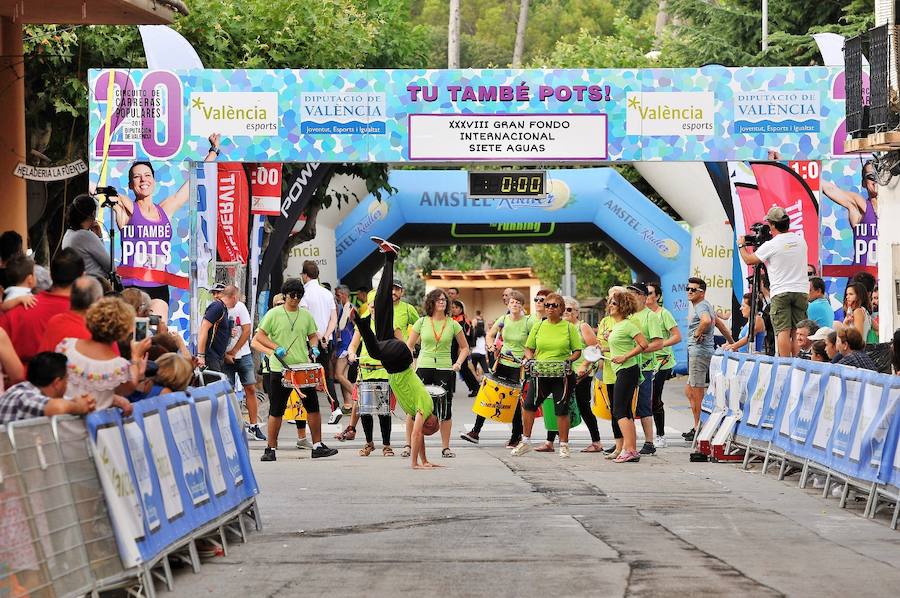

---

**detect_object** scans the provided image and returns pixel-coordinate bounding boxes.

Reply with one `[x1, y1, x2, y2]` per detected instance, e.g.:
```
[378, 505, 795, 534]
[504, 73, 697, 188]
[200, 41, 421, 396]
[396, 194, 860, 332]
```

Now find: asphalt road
[173, 376, 900, 597]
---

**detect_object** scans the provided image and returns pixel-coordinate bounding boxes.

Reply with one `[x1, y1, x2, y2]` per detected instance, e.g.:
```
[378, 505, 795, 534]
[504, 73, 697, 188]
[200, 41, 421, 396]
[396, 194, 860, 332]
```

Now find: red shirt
[0, 291, 71, 363]
[40, 311, 91, 353]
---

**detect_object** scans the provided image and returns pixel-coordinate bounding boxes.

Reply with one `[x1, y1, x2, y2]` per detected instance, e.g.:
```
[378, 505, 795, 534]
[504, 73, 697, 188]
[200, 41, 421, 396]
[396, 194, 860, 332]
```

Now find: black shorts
[523, 374, 575, 417]
[416, 367, 454, 420]
[267, 372, 320, 417]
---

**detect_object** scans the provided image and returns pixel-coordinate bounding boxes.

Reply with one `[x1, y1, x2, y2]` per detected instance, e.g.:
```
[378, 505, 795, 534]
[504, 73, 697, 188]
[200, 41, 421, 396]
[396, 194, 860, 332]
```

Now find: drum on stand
[357, 380, 391, 415]
[472, 373, 521, 423]
[424, 384, 450, 421]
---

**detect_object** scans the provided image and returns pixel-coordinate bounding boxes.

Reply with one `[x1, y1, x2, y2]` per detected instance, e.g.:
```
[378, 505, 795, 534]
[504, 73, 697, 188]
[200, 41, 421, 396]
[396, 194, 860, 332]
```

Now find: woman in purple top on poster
[821, 159, 879, 270]
[112, 133, 221, 306]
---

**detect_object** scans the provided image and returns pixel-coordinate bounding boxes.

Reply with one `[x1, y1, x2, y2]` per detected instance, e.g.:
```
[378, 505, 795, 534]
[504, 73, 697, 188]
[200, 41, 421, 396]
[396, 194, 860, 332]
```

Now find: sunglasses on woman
[533, 297, 544, 303]
[286, 291, 301, 298]
[543, 302, 560, 309]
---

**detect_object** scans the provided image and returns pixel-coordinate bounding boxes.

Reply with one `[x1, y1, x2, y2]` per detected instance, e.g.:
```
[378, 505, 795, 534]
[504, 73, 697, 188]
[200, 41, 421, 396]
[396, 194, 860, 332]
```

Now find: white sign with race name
[408, 114, 607, 161]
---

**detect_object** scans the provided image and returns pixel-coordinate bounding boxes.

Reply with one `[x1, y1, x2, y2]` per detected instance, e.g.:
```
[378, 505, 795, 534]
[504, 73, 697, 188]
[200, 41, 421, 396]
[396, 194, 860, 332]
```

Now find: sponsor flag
[216, 163, 249, 263]
[257, 163, 333, 297]
[749, 162, 819, 267]
[250, 163, 282, 215]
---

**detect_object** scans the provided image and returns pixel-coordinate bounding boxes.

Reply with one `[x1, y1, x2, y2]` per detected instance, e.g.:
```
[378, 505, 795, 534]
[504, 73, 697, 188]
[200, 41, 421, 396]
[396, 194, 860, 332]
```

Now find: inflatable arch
[336, 168, 691, 370]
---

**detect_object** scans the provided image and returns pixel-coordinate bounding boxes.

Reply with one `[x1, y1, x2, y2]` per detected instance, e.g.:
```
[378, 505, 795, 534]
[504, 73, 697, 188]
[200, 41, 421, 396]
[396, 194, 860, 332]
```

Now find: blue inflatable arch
[336, 168, 691, 370]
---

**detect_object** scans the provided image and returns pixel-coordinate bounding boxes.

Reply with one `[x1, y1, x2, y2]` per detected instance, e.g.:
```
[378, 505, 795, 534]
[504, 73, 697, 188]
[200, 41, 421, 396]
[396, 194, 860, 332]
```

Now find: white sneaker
[510, 441, 532, 456]
[559, 444, 571, 459]
[654, 435, 667, 448]
[327, 411, 343, 425]
[296, 437, 313, 450]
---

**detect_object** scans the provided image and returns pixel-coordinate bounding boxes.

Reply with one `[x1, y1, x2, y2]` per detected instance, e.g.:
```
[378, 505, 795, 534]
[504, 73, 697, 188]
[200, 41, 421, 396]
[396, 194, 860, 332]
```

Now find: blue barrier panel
[700, 354, 728, 416]
[761, 359, 793, 434]
[121, 415, 168, 559]
[827, 367, 869, 478]
[736, 354, 776, 441]
[884, 397, 900, 488]
[847, 374, 899, 483]
[191, 385, 249, 511]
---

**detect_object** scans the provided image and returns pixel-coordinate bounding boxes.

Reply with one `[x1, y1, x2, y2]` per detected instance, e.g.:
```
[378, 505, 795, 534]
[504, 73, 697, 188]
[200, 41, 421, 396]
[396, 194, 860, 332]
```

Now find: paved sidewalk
[175, 377, 900, 597]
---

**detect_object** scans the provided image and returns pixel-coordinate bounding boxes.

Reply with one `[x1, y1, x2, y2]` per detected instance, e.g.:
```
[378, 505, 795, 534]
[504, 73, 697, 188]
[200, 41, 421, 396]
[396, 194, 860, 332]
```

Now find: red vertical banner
[749, 162, 819, 267]
[249, 163, 282, 215]
[217, 163, 249, 263]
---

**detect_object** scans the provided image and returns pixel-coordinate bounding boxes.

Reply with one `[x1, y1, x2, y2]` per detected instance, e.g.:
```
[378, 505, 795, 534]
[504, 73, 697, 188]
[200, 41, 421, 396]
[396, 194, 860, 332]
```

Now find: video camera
[94, 186, 119, 208]
[743, 221, 773, 248]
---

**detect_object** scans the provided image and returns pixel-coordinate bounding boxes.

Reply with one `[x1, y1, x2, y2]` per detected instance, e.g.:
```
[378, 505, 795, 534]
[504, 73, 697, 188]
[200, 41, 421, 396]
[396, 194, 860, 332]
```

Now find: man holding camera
[738, 206, 808, 357]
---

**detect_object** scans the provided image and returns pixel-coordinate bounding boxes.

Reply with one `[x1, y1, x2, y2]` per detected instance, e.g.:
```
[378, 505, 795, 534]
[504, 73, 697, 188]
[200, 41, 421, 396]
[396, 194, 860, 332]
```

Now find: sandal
[535, 442, 555, 453]
[605, 448, 622, 460]
[441, 448, 455, 458]
[335, 426, 356, 441]
[400, 445, 411, 458]
[359, 442, 375, 456]
[581, 443, 604, 453]
[382, 446, 394, 457]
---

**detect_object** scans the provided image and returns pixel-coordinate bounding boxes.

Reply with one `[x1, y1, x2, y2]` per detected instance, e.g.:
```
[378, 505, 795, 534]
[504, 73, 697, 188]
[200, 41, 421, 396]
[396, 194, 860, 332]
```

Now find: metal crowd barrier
[0, 380, 261, 597]
[700, 351, 900, 530]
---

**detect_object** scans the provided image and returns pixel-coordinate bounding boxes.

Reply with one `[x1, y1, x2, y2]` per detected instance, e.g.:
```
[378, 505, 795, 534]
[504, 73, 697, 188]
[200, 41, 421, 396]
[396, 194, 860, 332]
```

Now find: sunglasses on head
[543, 302, 560, 309]
[686, 287, 700, 293]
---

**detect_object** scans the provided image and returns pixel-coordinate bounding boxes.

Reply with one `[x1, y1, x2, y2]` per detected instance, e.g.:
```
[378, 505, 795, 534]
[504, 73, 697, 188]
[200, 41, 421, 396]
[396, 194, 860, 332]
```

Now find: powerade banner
[85, 382, 258, 566]
[334, 168, 690, 371]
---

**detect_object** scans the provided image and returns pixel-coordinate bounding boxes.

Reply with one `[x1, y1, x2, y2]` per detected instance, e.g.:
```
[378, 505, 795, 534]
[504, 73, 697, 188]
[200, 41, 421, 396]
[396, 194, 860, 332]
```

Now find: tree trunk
[655, 0, 669, 40]
[279, 201, 322, 272]
[512, 0, 529, 68]
[448, 0, 460, 68]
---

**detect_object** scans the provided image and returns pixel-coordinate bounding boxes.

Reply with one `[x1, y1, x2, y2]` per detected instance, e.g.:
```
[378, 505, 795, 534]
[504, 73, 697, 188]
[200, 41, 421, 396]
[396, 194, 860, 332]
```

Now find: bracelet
[738, 244, 745, 248]
[209, 146, 220, 155]
[198, 353, 205, 357]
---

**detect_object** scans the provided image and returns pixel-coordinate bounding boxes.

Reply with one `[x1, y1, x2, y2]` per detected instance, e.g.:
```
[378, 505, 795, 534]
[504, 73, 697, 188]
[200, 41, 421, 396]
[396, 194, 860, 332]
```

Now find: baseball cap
[210, 283, 226, 293]
[765, 206, 789, 223]
[627, 282, 649, 295]
[808, 326, 833, 341]
[392, 280, 403, 290]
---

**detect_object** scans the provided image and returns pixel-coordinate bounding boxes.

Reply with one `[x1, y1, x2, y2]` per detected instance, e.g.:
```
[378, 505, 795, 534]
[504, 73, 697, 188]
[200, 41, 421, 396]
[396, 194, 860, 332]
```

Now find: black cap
[627, 282, 649, 295]
[392, 280, 403, 290]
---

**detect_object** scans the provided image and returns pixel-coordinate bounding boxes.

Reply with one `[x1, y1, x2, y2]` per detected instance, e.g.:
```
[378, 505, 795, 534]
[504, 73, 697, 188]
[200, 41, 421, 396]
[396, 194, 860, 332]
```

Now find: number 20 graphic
[93, 71, 184, 161]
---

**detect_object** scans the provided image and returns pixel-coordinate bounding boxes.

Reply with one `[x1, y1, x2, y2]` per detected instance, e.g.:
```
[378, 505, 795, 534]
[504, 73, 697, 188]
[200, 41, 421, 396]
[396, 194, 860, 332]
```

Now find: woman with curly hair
[407, 287, 470, 458]
[57, 296, 148, 412]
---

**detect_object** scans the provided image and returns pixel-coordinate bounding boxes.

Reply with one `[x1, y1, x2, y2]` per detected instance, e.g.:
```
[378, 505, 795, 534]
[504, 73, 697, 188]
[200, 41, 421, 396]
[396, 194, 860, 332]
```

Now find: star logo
[192, 97, 205, 109]
[627, 96, 641, 109]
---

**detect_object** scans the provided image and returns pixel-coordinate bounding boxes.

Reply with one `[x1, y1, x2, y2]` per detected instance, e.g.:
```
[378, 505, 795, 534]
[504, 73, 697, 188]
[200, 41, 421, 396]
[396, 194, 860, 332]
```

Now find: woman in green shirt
[563, 296, 603, 453]
[407, 289, 470, 458]
[461, 289, 531, 447]
[606, 290, 649, 463]
[512, 292, 583, 459]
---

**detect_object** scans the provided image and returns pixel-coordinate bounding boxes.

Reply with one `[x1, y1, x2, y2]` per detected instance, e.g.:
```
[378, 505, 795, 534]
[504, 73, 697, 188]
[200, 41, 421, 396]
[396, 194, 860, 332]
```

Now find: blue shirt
[807, 297, 833, 329]
[203, 299, 233, 361]
[687, 299, 716, 356]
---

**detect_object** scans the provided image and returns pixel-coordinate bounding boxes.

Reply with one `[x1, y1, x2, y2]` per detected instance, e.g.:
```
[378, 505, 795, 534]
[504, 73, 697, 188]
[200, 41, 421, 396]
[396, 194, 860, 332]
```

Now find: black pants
[652, 368, 672, 436]
[471, 362, 523, 440]
[361, 414, 391, 445]
[459, 356, 479, 393]
[471, 353, 488, 377]
[355, 252, 414, 374]
[607, 365, 640, 440]
[574, 375, 600, 442]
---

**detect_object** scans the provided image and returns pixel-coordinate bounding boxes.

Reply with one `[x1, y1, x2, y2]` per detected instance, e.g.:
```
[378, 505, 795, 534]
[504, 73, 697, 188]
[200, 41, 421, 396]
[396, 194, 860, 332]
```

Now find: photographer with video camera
[738, 206, 808, 357]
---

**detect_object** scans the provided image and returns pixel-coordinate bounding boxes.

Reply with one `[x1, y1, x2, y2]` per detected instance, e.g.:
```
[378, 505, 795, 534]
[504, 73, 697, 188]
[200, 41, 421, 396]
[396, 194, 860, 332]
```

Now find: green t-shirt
[358, 319, 398, 381]
[525, 318, 584, 363]
[652, 306, 678, 371]
[608, 318, 642, 373]
[630, 308, 664, 371]
[393, 301, 420, 341]
[412, 316, 463, 369]
[389, 367, 433, 419]
[596, 316, 616, 384]
[498, 313, 534, 367]
[570, 321, 589, 370]
[257, 306, 318, 373]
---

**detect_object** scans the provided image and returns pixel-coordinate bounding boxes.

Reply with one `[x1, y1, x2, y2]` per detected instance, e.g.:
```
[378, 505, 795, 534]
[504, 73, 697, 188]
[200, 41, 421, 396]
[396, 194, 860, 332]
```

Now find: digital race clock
[468, 170, 547, 199]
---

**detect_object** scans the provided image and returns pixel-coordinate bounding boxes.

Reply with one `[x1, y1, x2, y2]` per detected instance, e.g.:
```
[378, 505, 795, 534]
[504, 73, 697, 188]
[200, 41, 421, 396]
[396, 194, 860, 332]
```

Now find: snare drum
[529, 360, 570, 378]
[281, 363, 324, 389]
[424, 384, 450, 421]
[357, 380, 391, 415]
[472, 373, 521, 423]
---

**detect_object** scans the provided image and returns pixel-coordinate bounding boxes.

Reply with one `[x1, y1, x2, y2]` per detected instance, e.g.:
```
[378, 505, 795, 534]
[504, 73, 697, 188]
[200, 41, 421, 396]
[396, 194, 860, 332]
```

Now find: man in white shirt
[222, 285, 265, 441]
[739, 206, 809, 357]
[299, 260, 339, 425]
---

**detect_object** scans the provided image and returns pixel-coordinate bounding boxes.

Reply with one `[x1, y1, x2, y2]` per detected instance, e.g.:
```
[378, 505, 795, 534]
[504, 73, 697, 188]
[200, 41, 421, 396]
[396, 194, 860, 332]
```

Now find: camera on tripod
[743, 221, 773, 248]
